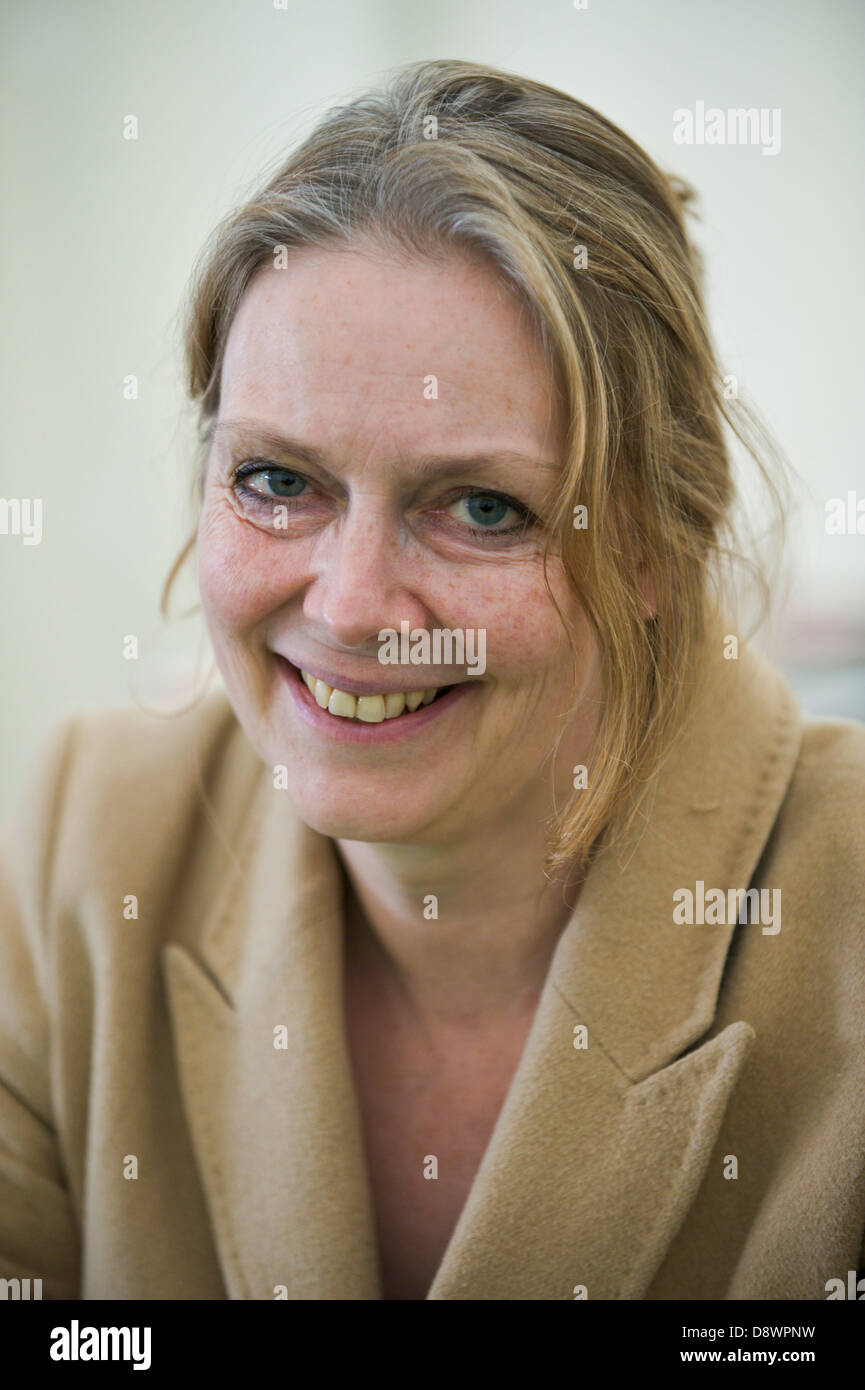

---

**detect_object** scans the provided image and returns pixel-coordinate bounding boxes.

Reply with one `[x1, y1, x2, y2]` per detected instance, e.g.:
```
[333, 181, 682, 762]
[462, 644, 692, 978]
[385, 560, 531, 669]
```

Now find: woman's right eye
[233, 462, 309, 499]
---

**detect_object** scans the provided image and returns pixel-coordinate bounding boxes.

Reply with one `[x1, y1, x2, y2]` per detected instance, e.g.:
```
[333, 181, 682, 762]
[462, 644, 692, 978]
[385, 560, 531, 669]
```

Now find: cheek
[449, 559, 581, 676]
[197, 502, 299, 633]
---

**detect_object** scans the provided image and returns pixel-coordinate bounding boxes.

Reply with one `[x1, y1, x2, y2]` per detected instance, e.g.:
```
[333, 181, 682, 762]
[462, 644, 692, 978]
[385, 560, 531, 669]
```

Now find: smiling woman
[193, 242, 604, 853]
[1, 58, 864, 1305]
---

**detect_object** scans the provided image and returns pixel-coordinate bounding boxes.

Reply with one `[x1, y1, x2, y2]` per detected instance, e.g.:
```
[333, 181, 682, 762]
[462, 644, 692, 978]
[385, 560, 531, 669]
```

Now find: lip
[275, 654, 476, 744]
[275, 651, 464, 697]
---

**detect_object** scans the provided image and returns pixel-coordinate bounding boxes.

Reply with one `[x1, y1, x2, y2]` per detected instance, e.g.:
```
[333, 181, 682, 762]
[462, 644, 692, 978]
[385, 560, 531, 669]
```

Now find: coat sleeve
[0, 718, 81, 1299]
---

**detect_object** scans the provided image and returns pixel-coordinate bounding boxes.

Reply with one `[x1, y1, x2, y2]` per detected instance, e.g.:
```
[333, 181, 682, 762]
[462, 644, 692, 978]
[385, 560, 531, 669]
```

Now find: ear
[637, 562, 658, 621]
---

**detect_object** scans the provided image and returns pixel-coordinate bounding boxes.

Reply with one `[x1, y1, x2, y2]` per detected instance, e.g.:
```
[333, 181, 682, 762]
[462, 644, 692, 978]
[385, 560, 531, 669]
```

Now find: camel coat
[1, 634, 864, 1301]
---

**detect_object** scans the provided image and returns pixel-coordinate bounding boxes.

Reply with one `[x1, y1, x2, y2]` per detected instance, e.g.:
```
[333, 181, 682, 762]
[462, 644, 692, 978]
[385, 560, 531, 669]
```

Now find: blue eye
[235, 465, 307, 498]
[447, 491, 528, 533]
[465, 495, 511, 526]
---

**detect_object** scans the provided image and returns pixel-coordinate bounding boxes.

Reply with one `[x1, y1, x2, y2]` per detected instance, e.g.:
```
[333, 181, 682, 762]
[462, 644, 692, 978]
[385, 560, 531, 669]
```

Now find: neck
[336, 810, 586, 1032]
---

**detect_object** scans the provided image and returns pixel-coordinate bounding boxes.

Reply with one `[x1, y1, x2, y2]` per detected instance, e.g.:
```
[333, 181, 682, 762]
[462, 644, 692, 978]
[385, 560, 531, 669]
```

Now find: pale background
[1, 0, 863, 818]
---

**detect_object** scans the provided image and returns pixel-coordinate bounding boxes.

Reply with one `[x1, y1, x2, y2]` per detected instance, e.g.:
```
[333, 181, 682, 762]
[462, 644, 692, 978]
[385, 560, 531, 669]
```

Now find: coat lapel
[426, 995, 756, 1300]
[162, 778, 381, 1299]
[163, 624, 804, 1299]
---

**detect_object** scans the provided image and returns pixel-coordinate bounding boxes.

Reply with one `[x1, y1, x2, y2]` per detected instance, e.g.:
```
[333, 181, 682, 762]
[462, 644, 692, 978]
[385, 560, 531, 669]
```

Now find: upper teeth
[300, 670, 442, 722]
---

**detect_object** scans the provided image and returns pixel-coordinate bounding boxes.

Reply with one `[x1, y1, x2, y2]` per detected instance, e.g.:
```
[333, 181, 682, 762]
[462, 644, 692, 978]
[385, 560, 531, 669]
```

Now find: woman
[1, 59, 863, 1302]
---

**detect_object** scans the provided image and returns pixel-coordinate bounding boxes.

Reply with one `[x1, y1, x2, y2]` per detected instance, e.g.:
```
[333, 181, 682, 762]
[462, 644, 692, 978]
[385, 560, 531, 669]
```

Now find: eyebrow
[209, 418, 562, 478]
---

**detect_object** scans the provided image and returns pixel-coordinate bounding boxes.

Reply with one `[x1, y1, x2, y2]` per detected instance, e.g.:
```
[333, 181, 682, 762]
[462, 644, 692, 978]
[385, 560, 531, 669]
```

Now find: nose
[302, 502, 428, 652]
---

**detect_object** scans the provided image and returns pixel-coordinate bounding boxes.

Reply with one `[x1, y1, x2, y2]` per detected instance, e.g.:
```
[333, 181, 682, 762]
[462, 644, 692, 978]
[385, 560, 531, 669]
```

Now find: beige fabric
[1, 633, 864, 1300]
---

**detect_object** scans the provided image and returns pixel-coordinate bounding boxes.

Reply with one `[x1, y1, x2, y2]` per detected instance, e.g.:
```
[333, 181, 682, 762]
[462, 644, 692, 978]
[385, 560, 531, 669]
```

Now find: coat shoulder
[5, 689, 263, 922]
[783, 715, 865, 858]
[765, 714, 865, 972]
[62, 686, 251, 799]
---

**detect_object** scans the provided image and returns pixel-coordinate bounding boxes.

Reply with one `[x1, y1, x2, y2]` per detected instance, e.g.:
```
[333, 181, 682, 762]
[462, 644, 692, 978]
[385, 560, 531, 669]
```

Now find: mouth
[296, 666, 454, 723]
[274, 654, 469, 739]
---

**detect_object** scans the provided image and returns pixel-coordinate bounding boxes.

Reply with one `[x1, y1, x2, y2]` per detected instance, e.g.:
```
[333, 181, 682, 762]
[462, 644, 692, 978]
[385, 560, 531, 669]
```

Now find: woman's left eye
[446, 492, 530, 534]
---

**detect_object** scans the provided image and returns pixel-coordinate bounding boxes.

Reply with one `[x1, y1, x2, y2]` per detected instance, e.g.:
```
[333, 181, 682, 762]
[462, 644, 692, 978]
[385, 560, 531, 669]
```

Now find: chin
[292, 798, 433, 844]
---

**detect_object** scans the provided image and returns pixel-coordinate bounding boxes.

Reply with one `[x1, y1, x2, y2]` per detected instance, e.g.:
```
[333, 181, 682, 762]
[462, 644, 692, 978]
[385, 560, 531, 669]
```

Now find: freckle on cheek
[202, 536, 296, 631]
[199, 548, 248, 624]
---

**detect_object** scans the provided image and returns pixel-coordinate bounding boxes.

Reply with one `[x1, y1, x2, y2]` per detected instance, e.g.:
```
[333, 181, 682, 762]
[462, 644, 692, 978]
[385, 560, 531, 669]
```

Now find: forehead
[218, 245, 565, 463]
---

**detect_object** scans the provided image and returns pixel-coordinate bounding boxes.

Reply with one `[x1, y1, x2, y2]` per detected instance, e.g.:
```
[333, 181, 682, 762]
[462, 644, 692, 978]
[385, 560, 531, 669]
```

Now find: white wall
[2, 0, 863, 816]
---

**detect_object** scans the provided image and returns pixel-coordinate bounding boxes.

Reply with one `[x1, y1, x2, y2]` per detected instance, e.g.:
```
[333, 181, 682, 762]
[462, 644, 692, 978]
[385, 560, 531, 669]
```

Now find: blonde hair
[176, 58, 789, 876]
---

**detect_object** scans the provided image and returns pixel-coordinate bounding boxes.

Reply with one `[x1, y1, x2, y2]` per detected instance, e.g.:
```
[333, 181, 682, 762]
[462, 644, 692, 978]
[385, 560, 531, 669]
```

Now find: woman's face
[197, 242, 602, 846]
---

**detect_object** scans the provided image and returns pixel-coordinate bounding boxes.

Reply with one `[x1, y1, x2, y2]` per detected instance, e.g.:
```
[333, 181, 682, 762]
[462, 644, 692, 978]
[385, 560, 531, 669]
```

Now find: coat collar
[162, 621, 803, 1299]
[553, 617, 803, 1082]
